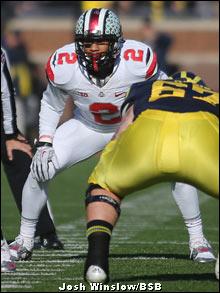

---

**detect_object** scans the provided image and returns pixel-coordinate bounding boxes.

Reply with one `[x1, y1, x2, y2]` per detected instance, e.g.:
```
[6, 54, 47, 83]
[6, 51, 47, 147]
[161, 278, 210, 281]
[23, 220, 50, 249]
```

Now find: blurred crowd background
[1, 1, 219, 142]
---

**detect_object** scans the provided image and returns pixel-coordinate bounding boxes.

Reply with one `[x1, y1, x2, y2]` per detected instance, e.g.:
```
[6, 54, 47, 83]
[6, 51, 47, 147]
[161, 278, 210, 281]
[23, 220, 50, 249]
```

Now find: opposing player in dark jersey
[84, 71, 219, 283]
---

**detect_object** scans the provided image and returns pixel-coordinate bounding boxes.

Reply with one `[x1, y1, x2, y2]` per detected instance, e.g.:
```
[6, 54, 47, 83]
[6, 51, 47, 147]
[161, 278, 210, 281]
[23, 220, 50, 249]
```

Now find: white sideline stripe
[32, 252, 82, 256]
[19, 260, 83, 263]
[60, 227, 218, 238]
[54, 277, 84, 281]
[15, 268, 64, 272]
[1, 280, 41, 285]
[33, 249, 85, 252]
[2, 272, 56, 276]
[1, 285, 32, 288]
[2, 277, 83, 281]
[112, 256, 170, 260]
[60, 226, 219, 231]
[58, 236, 82, 238]
[33, 253, 85, 256]
[2, 280, 85, 289]
[63, 241, 219, 246]
[16, 263, 75, 267]
[113, 241, 219, 245]
[33, 251, 86, 255]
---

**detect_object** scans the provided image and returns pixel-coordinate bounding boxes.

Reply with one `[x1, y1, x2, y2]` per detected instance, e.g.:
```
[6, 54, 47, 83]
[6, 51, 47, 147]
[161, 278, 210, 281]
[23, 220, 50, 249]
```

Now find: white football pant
[22, 118, 113, 220]
[22, 118, 201, 230]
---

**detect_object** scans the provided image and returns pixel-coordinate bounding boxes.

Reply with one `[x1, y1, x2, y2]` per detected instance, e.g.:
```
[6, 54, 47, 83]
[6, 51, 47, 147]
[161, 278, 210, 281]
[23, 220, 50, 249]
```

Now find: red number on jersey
[57, 52, 77, 64]
[89, 103, 121, 125]
[124, 49, 144, 62]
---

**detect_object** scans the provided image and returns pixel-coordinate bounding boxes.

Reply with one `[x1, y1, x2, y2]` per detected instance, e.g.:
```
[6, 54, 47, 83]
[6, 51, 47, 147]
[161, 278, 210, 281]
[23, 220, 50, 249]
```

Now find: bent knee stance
[85, 184, 121, 217]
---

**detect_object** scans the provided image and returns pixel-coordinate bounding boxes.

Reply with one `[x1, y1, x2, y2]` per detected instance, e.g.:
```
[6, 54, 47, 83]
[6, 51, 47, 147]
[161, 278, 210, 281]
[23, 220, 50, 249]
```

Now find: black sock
[84, 220, 113, 278]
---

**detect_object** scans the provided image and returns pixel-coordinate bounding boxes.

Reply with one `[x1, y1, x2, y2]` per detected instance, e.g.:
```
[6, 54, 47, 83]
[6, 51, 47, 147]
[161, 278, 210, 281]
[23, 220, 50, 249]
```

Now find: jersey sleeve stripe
[145, 48, 151, 66]
[146, 52, 157, 79]
[46, 55, 55, 81]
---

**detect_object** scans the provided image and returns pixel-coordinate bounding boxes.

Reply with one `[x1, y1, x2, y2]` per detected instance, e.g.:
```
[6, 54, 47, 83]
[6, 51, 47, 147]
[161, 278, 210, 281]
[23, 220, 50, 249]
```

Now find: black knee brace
[85, 184, 121, 217]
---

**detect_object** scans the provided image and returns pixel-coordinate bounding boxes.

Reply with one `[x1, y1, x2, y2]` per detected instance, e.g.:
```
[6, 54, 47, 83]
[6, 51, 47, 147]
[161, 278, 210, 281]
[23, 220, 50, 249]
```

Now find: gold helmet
[171, 71, 207, 87]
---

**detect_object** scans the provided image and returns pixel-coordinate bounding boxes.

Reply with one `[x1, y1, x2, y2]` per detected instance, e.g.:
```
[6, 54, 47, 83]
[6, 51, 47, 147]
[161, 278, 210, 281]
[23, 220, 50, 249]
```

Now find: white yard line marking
[2, 188, 218, 291]
[13, 268, 66, 272]
[1, 285, 32, 288]
[1, 281, 40, 284]
[2, 272, 56, 276]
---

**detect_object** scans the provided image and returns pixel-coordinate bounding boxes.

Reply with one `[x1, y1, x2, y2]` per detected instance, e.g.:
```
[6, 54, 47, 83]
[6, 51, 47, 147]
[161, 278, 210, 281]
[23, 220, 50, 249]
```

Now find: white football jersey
[40, 39, 167, 138]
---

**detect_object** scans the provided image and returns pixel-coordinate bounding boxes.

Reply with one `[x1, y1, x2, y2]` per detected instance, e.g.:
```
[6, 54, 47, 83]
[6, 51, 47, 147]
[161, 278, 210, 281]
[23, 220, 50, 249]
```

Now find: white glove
[31, 143, 59, 182]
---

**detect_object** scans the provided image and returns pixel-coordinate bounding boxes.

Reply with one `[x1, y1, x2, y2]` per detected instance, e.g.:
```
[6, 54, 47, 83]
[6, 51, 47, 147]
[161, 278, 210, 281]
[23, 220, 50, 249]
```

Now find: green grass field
[1, 156, 219, 292]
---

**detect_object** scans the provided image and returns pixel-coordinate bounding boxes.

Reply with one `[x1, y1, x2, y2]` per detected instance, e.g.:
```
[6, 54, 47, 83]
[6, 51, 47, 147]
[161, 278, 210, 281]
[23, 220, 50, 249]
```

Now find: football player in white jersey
[10, 8, 215, 262]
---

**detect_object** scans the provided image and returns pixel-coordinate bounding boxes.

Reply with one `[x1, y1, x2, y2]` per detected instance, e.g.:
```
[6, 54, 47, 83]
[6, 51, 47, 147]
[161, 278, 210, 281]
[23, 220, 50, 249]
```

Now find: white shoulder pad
[46, 43, 77, 86]
[121, 39, 158, 80]
[158, 70, 168, 80]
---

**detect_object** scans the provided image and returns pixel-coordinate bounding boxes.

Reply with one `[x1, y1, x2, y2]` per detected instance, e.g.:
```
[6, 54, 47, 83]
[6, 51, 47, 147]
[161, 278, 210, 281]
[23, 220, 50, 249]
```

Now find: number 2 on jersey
[124, 49, 144, 62]
[57, 52, 77, 64]
[89, 103, 121, 124]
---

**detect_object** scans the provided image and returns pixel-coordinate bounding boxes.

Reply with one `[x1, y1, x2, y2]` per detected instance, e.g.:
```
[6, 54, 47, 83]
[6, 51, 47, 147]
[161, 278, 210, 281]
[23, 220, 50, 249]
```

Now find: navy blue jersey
[121, 79, 219, 119]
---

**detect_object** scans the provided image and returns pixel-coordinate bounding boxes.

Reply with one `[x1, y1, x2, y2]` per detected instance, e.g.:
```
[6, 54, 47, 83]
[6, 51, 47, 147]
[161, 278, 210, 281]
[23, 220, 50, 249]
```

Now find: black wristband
[5, 129, 20, 140]
[35, 141, 53, 148]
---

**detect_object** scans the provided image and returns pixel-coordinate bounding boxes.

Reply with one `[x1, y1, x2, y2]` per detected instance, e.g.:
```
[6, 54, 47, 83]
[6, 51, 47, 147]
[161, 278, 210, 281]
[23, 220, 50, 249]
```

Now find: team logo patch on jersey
[74, 91, 88, 97]
[99, 92, 105, 97]
[115, 91, 127, 98]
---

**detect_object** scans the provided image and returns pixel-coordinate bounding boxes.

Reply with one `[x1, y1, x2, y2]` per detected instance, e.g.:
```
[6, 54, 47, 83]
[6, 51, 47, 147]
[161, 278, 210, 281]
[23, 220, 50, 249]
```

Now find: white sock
[19, 171, 49, 241]
[171, 182, 204, 241]
[184, 214, 204, 242]
[20, 216, 38, 240]
[22, 173, 48, 220]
